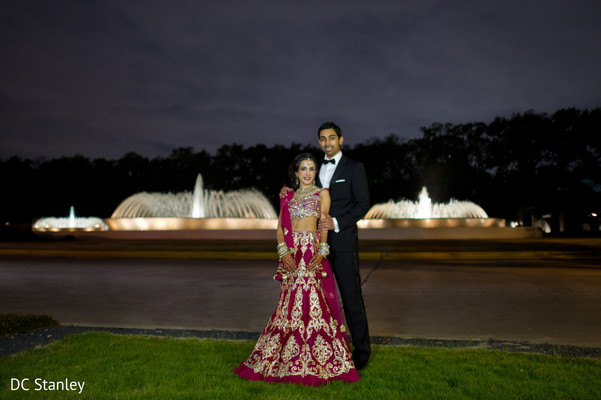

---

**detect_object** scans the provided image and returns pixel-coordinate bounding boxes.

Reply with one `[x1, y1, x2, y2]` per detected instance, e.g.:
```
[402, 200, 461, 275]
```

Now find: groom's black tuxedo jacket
[317, 155, 370, 253]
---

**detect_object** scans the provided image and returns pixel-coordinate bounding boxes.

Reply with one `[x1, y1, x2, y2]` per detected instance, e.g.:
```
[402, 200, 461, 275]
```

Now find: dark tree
[1, 107, 599, 234]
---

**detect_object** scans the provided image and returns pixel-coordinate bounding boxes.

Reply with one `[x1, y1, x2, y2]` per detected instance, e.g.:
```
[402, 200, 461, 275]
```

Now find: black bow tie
[324, 159, 336, 165]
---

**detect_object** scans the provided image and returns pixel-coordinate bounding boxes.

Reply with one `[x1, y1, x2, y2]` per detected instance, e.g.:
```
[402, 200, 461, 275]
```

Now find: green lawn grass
[1, 332, 600, 399]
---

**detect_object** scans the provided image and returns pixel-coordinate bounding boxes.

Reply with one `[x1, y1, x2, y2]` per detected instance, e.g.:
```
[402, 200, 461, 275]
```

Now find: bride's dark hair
[288, 153, 319, 190]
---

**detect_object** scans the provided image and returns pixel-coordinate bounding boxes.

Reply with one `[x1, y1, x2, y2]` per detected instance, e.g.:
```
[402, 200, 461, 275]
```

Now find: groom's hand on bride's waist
[319, 211, 334, 231]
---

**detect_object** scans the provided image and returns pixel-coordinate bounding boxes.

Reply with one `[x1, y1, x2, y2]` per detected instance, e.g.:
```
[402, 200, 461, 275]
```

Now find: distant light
[592, 213, 598, 217]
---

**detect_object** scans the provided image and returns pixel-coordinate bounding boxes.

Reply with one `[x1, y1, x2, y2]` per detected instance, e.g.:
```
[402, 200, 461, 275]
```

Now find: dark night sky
[1, 0, 600, 160]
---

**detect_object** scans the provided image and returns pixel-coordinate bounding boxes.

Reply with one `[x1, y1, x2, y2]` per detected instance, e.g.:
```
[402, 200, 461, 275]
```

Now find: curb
[2, 325, 599, 359]
[1, 249, 598, 262]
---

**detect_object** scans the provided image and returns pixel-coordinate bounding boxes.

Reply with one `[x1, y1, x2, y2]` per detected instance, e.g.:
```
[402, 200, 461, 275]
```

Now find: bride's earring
[296, 175, 299, 185]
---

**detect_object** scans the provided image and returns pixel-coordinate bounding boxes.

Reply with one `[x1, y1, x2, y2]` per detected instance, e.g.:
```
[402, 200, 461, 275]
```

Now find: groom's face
[318, 128, 343, 158]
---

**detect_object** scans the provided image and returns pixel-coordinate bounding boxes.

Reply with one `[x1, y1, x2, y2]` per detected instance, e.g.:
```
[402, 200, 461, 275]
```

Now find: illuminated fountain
[365, 187, 489, 219]
[105, 174, 277, 232]
[111, 175, 276, 219]
[356, 187, 539, 239]
[32, 180, 539, 240]
[33, 206, 109, 232]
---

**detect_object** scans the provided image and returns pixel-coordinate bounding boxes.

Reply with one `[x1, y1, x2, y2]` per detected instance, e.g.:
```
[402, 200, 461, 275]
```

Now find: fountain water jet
[416, 187, 433, 219]
[68, 206, 76, 228]
[192, 174, 205, 218]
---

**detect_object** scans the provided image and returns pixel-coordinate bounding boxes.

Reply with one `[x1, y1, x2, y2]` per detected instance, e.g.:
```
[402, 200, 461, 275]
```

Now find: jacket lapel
[330, 155, 346, 187]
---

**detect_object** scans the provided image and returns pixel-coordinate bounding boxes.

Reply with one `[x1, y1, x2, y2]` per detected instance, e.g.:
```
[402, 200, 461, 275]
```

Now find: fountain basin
[358, 218, 505, 229]
[32, 223, 109, 233]
[33, 216, 540, 240]
[357, 217, 539, 239]
[105, 217, 277, 231]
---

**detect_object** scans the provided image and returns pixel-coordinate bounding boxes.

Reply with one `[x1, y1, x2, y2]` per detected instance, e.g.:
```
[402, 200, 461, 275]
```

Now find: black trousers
[329, 249, 371, 363]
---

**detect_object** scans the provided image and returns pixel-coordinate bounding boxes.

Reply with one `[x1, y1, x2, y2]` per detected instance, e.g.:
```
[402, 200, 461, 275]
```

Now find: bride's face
[297, 159, 316, 188]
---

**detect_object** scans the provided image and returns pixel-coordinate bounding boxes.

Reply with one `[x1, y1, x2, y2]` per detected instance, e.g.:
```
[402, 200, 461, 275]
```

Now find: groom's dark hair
[318, 121, 342, 139]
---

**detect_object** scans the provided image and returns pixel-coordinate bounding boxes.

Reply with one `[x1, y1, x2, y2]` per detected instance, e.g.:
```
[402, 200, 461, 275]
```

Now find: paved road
[2, 253, 600, 347]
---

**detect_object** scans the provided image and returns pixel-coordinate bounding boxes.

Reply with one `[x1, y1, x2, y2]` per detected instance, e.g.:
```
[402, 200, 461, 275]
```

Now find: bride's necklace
[294, 185, 318, 198]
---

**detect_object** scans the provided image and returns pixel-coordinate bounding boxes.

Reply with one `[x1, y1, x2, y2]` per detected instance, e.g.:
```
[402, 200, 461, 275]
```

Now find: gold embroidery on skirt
[312, 334, 334, 366]
[242, 230, 355, 380]
[281, 335, 300, 363]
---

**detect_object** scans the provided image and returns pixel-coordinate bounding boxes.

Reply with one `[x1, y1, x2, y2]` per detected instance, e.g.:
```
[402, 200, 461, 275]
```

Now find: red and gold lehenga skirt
[234, 231, 360, 386]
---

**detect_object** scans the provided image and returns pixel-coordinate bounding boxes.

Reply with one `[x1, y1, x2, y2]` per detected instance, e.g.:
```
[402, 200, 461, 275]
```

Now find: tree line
[1, 108, 600, 234]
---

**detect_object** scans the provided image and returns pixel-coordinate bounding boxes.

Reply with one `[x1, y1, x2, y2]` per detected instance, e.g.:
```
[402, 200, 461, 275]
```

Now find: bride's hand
[279, 186, 293, 199]
[307, 254, 323, 270]
[282, 253, 296, 272]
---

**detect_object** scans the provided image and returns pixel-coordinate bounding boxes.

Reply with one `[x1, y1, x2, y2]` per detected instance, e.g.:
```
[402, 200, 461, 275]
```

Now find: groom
[315, 121, 371, 370]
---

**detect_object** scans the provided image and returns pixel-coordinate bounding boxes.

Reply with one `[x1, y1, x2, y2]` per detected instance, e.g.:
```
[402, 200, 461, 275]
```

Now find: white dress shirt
[319, 151, 343, 189]
[320, 151, 343, 232]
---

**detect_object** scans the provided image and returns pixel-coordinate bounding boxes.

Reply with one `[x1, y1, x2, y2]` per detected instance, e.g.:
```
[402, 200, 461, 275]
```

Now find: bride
[234, 153, 360, 386]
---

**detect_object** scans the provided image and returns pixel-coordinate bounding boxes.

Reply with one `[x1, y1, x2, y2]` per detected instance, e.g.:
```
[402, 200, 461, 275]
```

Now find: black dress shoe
[352, 348, 369, 370]
[353, 357, 368, 370]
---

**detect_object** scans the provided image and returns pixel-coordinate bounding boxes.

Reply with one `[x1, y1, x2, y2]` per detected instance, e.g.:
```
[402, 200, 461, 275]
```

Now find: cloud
[1, 0, 600, 159]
